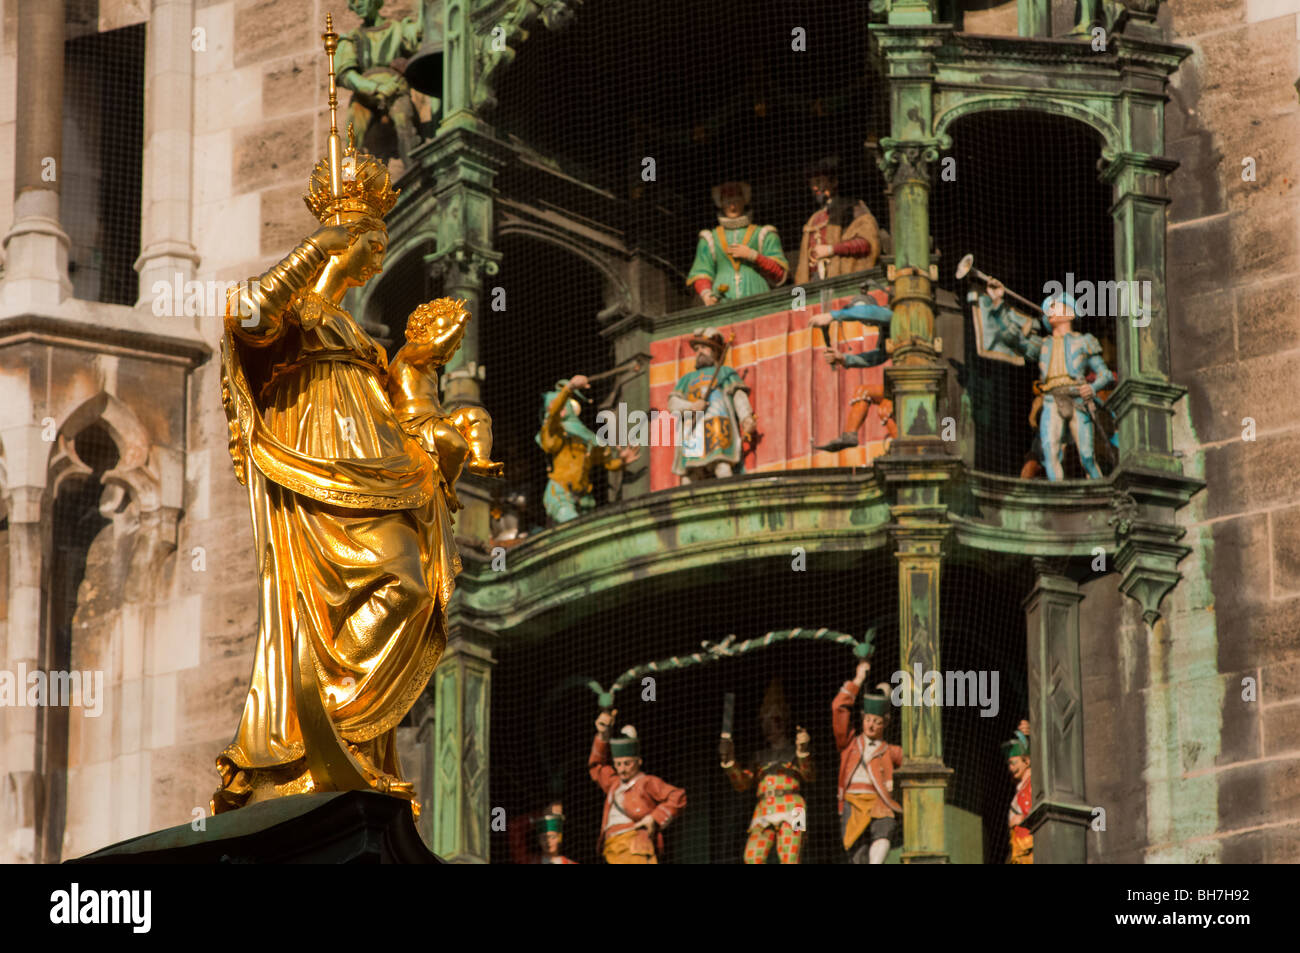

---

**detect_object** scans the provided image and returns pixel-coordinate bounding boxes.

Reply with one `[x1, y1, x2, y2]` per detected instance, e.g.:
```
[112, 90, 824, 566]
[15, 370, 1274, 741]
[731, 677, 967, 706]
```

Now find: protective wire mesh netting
[61, 18, 145, 306]
[931, 110, 1118, 478]
[456, 2, 1089, 862]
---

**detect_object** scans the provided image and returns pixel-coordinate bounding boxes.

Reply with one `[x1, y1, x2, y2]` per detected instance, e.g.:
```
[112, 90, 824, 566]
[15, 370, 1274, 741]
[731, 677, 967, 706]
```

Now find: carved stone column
[1023, 561, 1091, 863]
[430, 617, 496, 863]
[892, 528, 954, 863]
[2, 0, 71, 311]
[0, 476, 45, 864]
[135, 0, 200, 311]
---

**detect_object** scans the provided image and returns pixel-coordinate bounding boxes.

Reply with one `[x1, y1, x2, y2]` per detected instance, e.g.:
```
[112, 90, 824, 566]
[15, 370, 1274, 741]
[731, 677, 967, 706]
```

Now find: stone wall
[1114, 0, 1300, 862]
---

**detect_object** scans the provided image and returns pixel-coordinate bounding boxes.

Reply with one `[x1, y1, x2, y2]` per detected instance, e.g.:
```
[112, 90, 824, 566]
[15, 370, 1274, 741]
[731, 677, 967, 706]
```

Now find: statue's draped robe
[216, 288, 454, 807]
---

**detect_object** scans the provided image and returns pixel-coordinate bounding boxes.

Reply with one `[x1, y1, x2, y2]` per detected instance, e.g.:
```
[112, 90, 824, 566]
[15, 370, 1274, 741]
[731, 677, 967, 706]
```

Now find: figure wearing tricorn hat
[665, 328, 755, 483]
[720, 678, 814, 864]
[1004, 721, 1033, 864]
[686, 181, 788, 305]
[832, 661, 902, 864]
[795, 157, 881, 287]
[536, 375, 639, 524]
[589, 709, 687, 864]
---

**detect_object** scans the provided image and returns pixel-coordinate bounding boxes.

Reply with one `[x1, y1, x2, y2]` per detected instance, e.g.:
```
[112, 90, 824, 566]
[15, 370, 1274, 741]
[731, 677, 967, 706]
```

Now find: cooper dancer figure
[589, 708, 686, 864]
[834, 661, 902, 864]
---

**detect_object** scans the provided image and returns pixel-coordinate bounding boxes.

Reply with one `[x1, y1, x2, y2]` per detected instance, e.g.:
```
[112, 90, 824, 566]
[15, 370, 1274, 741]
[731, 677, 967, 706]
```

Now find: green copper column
[431, 618, 497, 863]
[873, 14, 956, 863]
[893, 527, 953, 863]
[1023, 563, 1091, 863]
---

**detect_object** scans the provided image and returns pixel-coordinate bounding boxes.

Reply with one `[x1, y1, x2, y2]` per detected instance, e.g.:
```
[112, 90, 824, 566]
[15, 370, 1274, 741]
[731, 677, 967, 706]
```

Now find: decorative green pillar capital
[421, 127, 508, 405]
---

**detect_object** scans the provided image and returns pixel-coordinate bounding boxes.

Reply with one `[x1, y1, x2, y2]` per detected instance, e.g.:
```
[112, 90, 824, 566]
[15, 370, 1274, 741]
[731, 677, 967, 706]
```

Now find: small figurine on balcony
[687, 181, 788, 305]
[536, 376, 639, 525]
[589, 709, 687, 864]
[985, 280, 1116, 480]
[794, 157, 881, 287]
[1004, 723, 1033, 864]
[834, 661, 902, 864]
[720, 679, 814, 864]
[809, 281, 896, 453]
[335, 0, 427, 167]
[666, 328, 755, 483]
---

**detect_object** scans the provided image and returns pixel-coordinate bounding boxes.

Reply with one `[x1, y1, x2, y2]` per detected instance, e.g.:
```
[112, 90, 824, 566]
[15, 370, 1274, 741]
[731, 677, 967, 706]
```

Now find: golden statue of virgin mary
[212, 15, 469, 815]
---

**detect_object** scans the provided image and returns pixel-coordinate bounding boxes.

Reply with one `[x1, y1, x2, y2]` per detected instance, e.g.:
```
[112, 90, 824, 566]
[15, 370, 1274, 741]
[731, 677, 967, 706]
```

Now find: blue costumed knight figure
[665, 328, 755, 483]
[988, 282, 1116, 480]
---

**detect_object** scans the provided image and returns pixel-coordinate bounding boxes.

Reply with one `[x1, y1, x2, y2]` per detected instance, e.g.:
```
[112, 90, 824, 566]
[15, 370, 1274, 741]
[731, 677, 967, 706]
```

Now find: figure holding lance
[666, 328, 755, 483]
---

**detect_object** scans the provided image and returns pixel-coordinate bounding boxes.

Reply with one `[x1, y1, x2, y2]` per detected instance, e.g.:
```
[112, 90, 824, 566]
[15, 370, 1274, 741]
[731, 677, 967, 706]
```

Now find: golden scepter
[322, 13, 343, 225]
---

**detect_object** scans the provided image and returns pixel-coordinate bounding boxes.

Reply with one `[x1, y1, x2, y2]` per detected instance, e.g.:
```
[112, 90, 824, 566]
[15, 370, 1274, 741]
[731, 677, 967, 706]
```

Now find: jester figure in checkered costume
[720, 678, 814, 864]
[665, 328, 755, 483]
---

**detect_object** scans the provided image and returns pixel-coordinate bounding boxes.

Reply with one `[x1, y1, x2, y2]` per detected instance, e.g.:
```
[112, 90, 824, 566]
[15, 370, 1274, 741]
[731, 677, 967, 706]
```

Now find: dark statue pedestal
[68, 791, 443, 864]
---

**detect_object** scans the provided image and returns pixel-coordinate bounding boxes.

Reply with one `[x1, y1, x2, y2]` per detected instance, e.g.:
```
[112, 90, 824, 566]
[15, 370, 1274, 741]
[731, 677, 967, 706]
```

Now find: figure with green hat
[665, 328, 755, 483]
[833, 659, 902, 864]
[537, 374, 639, 524]
[589, 708, 686, 864]
[508, 799, 576, 864]
[1004, 719, 1033, 864]
[533, 813, 577, 865]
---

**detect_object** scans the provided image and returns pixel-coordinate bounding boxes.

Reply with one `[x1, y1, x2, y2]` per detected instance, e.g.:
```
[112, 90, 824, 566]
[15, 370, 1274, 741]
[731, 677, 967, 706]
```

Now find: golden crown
[303, 127, 399, 223]
[306, 14, 398, 224]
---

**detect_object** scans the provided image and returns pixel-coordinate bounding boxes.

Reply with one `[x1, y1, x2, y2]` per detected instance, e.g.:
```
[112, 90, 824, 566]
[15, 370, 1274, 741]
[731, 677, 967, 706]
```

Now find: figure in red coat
[1005, 721, 1033, 864]
[833, 660, 901, 864]
[589, 708, 686, 864]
